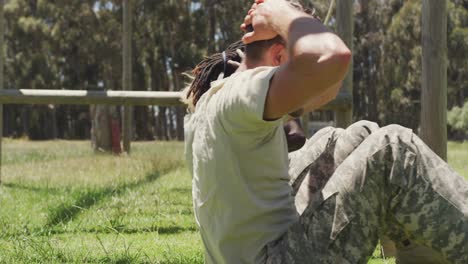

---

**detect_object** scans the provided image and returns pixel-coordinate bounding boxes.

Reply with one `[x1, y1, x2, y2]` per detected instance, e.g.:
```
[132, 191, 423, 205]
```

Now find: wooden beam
[335, 0, 354, 128]
[0, 89, 352, 109]
[421, 0, 447, 160]
[0, 90, 184, 106]
[0, 0, 4, 184]
[123, 0, 133, 153]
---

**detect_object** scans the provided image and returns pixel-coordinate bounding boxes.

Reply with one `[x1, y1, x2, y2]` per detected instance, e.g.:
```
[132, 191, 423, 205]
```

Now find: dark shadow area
[102, 225, 198, 235]
[169, 187, 192, 194]
[46, 187, 115, 227]
[291, 135, 338, 196]
[19, 224, 197, 237]
[2, 182, 63, 194]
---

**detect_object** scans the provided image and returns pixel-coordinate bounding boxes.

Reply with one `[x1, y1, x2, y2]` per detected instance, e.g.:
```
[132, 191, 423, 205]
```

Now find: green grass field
[0, 139, 466, 263]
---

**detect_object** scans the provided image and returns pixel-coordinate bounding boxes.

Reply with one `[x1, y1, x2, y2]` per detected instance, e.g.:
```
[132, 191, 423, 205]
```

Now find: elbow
[333, 46, 352, 71]
[324, 35, 352, 73]
[329, 46, 352, 82]
[338, 48, 352, 66]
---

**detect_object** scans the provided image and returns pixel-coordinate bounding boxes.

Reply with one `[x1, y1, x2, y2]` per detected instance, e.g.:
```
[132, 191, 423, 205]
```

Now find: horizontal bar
[0, 89, 183, 106]
[0, 89, 352, 110]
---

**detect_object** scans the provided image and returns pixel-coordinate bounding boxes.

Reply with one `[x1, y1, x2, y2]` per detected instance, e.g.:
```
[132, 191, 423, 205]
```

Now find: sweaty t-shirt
[184, 66, 298, 264]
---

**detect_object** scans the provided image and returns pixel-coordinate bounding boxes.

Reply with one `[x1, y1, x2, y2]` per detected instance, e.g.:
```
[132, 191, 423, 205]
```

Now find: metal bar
[0, 90, 183, 106]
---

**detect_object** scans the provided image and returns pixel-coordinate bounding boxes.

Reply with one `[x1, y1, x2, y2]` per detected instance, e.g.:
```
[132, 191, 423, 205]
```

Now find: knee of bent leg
[348, 120, 379, 132]
[344, 120, 380, 142]
[303, 126, 337, 147]
[377, 124, 413, 144]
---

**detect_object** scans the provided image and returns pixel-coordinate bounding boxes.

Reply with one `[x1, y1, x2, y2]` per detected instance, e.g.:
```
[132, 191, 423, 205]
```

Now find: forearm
[244, 0, 352, 119]
[272, 6, 351, 93]
[271, 7, 338, 58]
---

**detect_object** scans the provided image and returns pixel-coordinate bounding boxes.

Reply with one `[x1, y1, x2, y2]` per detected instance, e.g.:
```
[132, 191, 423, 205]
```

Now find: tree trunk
[176, 106, 184, 140]
[133, 51, 152, 140]
[3, 105, 9, 136]
[90, 105, 112, 152]
[156, 107, 162, 140]
[168, 107, 175, 140]
[457, 74, 464, 107]
[169, 67, 184, 140]
[90, 65, 118, 152]
[151, 106, 156, 139]
[66, 106, 75, 139]
[159, 42, 171, 141]
[157, 106, 168, 141]
[208, 2, 217, 54]
[21, 106, 30, 138]
[135, 106, 153, 140]
[50, 105, 58, 139]
[367, 54, 378, 122]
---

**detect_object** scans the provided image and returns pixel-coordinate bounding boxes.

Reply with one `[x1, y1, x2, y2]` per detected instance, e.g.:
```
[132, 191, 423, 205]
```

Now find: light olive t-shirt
[184, 67, 298, 264]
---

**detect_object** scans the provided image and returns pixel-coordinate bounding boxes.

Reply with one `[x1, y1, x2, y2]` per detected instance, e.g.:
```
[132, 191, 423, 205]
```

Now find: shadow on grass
[2, 182, 62, 194]
[33, 225, 198, 237]
[46, 187, 115, 226]
[46, 163, 182, 228]
[169, 187, 192, 194]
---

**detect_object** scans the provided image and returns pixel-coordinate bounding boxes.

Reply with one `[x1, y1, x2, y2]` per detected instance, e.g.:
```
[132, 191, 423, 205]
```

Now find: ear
[269, 43, 286, 66]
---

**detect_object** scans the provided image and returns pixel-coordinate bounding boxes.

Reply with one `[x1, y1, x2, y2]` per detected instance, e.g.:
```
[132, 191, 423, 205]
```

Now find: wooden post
[421, 0, 447, 160]
[0, 0, 4, 184]
[122, 0, 133, 154]
[335, 0, 353, 128]
[0, 104, 2, 184]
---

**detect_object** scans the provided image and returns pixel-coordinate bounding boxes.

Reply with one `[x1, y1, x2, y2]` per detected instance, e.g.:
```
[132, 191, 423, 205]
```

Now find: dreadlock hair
[185, 40, 245, 110]
[185, 0, 320, 111]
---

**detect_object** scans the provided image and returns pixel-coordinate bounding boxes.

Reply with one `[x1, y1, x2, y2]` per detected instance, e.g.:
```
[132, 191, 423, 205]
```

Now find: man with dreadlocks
[184, 0, 468, 263]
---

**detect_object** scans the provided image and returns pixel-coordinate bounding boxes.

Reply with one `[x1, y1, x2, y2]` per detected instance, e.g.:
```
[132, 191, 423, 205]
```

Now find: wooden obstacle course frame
[0, 89, 352, 183]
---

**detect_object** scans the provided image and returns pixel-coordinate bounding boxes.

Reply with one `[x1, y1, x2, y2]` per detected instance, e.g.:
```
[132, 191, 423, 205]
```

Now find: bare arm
[242, 0, 351, 120]
[302, 82, 342, 112]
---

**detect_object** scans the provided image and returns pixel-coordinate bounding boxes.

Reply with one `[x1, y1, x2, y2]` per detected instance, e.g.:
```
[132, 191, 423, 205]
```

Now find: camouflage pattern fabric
[265, 121, 468, 264]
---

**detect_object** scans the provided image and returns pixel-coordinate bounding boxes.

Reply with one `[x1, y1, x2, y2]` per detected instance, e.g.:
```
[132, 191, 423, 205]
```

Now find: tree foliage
[448, 101, 468, 136]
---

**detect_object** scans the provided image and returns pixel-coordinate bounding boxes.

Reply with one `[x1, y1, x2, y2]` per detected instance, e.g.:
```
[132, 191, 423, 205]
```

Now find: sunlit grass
[448, 141, 468, 179]
[1, 140, 200, 263]
[0, 139, 465, 263]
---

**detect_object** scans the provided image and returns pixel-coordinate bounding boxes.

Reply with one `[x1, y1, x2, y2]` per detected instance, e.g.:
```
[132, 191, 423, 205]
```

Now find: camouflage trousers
[265, 121, 468, 264]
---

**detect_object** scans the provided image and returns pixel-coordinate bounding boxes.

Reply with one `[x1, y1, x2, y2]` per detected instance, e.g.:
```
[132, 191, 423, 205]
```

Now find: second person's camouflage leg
[288, 120, 380, 214]
[268, 125, 468, 264]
